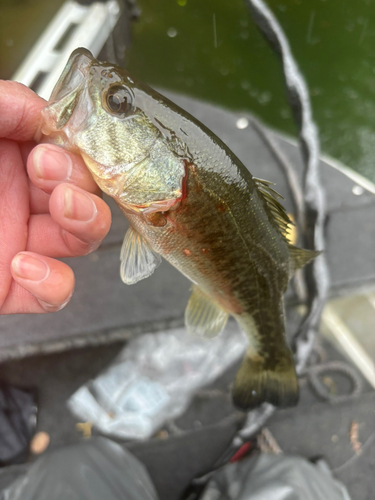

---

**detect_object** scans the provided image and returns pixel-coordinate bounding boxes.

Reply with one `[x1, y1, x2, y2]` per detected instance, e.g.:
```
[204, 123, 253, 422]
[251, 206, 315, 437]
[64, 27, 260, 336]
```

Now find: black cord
[233, 0, 331, 441]
[183, 3, 345, 485]
[302, 360, 364, 403]
[249, 117, 305, 233]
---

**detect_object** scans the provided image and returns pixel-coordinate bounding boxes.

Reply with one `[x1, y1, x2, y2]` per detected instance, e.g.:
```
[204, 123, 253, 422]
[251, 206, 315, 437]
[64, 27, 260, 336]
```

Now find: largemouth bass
[40, 48, 319, 410]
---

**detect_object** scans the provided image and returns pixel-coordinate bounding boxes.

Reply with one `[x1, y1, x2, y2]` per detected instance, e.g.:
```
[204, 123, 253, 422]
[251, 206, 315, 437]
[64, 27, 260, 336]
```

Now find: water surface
[1, 0, 375, 182]
[126, 0, 375, 182]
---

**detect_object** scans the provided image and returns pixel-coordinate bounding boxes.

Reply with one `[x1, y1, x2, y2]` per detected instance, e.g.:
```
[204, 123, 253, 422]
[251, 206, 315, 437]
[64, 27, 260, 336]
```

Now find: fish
[39, 48, 320, 410]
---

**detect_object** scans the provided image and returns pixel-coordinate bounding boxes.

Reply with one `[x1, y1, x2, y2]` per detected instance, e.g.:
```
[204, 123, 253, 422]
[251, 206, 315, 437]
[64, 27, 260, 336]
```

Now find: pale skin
[0, 81, 112, 314]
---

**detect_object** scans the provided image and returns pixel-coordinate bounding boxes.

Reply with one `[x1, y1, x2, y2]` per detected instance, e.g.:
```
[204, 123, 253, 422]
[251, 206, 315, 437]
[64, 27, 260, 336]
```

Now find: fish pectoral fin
[288, 244, 321, 277]
[120, 226, 162, 285]
[185, 285, 228, 338]
[232, 346, 299, 410]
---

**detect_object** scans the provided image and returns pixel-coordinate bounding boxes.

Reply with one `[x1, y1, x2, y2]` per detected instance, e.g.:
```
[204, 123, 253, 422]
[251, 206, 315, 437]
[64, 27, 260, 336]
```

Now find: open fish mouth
[39, 48, 96, 140]
[50, 48, 94, 102]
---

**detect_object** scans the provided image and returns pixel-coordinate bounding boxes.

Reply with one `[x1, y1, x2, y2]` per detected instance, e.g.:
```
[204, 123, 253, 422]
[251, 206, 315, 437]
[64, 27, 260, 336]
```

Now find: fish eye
[104, 85, 133, 117]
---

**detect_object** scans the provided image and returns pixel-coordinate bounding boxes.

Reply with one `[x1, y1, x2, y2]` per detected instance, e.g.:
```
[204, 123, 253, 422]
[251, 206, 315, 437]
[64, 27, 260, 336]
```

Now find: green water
[0, 0, 66, 79]
[126, 0, 375, 182]
[1, 0, 375, 182]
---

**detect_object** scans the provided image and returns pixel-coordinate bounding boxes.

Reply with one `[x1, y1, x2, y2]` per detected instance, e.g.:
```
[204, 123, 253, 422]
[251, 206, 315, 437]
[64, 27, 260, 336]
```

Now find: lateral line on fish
[207, 177, 283, 304]
[201, 182, 263, 328]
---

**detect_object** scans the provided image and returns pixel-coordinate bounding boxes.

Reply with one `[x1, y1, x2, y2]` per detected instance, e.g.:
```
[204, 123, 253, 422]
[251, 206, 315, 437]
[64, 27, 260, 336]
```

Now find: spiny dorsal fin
[288, 244, 321, 276]
[120, 226, 162, 284]
[253, 177, 292, 241]
[185, 285, 228, 338]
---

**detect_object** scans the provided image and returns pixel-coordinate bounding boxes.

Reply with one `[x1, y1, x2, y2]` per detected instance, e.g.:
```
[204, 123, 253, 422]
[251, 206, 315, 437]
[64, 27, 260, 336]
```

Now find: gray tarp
[200, 453, 351, 500]
[0, 437, 159, 500]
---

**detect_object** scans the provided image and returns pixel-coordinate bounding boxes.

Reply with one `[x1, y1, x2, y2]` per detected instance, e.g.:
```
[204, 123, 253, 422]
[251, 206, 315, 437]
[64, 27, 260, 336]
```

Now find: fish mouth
[49, 47, 94, 102]
[39, 48, 95, 140]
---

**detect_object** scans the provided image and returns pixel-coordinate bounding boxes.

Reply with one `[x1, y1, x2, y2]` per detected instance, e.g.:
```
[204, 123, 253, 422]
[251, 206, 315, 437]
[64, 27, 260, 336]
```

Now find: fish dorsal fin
[185, 285, 229, 338]
[120, 226, 162, 285]
[253, 177, 292, 240]
[288, 244, 321, 276]
[253, 177, 321, 274]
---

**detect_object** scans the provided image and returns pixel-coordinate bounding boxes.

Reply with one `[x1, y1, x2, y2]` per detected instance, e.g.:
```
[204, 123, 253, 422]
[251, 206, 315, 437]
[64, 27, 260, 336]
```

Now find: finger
[0, 139, 29, 309]
[27, 196, 111, 257]
[0, 252, 75, 314]
[49, 184, 111, 255]
[28, 183, 111, 257]
[0, 81, 46, 141]
[29, 180, 50, 214]
[27, 144, 100, 196]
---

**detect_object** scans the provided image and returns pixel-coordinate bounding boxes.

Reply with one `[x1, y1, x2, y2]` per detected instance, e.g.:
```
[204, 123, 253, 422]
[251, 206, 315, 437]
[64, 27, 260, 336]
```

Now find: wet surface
[0, 3, 374, 496]
[0, 0, 66, 80]
[0, 93, 374, 359]
[126, 0, 375, 183]
[2, 0, 375, 182]
[0, 333, 372, 500]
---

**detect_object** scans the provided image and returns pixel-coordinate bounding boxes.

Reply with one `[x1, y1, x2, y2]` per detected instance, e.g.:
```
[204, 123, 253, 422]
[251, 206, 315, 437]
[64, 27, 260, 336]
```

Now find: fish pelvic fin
[120, 226, 162, 285]
[185, 285, 229, 338]
[232, 346, 299, 410]
[288, 244, 321, 277]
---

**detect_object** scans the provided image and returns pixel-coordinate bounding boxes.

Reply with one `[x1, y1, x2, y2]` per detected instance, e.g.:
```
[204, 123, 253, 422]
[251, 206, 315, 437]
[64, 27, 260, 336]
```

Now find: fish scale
[40, 48, 320, 410]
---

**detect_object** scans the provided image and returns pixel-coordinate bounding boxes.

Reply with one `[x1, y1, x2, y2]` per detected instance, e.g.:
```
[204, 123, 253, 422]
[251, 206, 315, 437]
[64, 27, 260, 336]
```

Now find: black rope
[249, 118, 305, 231]
[249, 118, 308, 302]
[245, 0, 330, 368]
[301, 360, 364, 403]
[233, 0, 331, 441]
[184, 3, 346, 486]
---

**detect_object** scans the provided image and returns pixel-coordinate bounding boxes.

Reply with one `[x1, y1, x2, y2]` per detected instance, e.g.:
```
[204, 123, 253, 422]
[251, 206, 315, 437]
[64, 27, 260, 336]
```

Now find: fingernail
[12, 254, 50, 282]
[39, 293, 72, 312]
[64, 187, 97, 221]
[34, 146, 72, 181]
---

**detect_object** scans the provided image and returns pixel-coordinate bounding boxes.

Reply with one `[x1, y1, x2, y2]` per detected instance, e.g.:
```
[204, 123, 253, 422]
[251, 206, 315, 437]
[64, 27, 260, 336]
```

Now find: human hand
[0, 81, 111, 314]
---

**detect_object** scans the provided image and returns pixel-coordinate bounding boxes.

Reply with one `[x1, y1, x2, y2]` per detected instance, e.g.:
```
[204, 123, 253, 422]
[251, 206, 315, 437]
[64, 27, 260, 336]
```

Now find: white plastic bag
[68, 325, 247, 439]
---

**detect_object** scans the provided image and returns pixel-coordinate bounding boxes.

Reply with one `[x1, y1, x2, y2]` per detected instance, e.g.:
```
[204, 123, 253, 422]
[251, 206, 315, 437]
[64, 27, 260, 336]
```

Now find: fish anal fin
[253, 177, 292, 240]
[185, 286, 228, 338]
[232, 346, 299, 410]
[120, 226, 162, 285]
[288, 244, 321, 276]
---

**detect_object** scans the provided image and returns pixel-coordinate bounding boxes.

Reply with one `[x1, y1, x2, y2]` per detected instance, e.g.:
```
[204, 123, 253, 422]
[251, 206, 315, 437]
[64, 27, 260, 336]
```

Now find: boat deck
[0, 92, 374, 499]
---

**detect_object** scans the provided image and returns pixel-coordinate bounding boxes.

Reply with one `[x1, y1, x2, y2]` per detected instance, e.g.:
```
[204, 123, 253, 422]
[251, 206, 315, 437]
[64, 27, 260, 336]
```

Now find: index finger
[0, 80, 46, 141]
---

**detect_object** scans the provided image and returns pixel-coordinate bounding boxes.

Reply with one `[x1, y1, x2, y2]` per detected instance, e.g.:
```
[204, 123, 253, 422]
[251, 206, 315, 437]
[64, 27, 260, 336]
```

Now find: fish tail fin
[232, 346, 299, 410]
